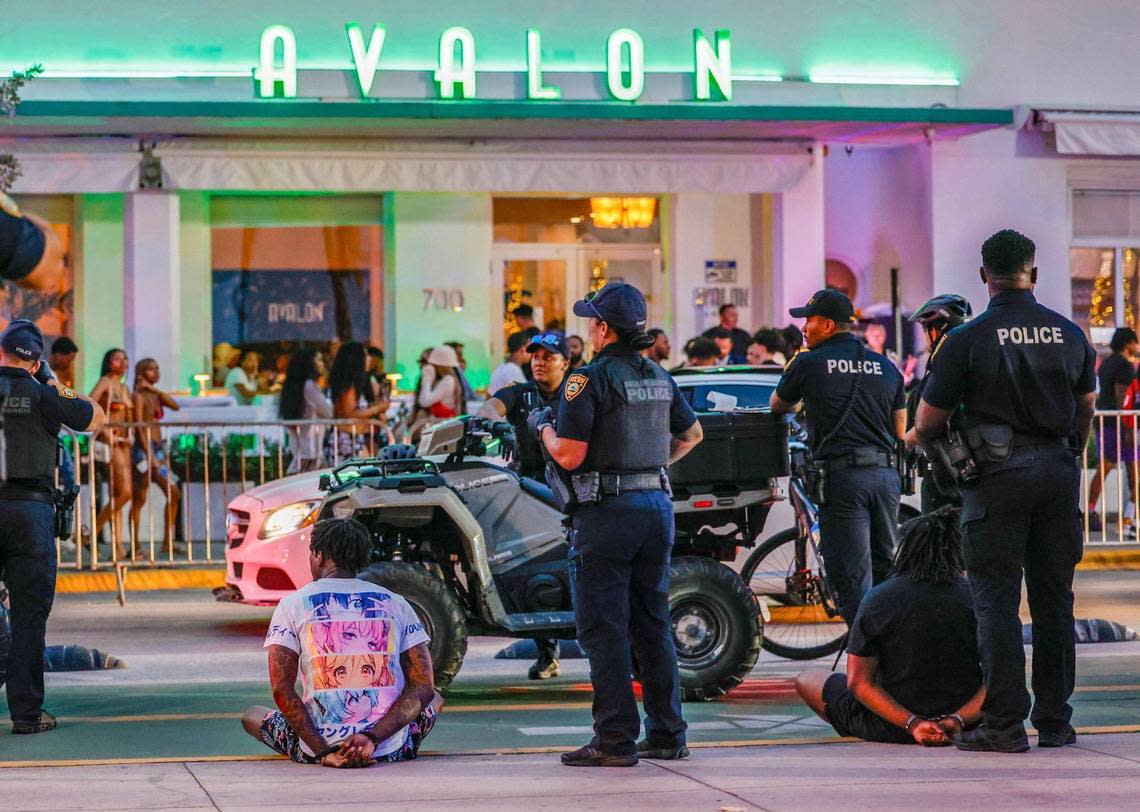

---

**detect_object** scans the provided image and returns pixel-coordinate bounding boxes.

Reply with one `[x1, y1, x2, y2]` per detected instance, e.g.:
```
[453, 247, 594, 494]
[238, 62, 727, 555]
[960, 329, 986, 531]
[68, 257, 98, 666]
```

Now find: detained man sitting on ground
[242, 518, 443, 767]
[796, 507, 985, 746]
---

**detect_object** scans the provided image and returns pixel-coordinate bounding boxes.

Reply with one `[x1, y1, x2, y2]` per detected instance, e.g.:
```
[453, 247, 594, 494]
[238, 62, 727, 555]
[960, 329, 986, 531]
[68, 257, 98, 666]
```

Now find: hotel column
[124, 191, 181, 392]
[772, 147, 825, 320]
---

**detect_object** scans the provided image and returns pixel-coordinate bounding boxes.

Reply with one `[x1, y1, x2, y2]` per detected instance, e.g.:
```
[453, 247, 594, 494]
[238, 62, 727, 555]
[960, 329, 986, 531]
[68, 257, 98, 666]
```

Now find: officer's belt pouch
[545, 460, 577, 513]
[570, 471, 602, 506]
[802, 461, 828, 506]
[965, 423, 1014, 465]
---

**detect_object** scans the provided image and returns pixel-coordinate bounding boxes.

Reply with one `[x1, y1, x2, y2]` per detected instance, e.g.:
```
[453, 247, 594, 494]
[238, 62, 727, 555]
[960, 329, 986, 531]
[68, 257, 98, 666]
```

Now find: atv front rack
[319, 457, 443, 492]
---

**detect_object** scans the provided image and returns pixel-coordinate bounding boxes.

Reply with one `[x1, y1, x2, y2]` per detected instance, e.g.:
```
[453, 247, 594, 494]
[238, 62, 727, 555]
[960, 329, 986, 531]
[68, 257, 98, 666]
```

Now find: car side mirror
[318, 474, 331, 492]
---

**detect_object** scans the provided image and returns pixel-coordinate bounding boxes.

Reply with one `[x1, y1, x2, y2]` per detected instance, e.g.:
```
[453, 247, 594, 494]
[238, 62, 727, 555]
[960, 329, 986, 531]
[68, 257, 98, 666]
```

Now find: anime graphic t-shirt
[264, 577, 431, 757]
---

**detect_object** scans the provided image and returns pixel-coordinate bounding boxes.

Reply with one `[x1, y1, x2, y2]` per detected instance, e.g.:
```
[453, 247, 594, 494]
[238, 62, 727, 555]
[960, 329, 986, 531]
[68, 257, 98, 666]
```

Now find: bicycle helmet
[910, 294, 972, 329]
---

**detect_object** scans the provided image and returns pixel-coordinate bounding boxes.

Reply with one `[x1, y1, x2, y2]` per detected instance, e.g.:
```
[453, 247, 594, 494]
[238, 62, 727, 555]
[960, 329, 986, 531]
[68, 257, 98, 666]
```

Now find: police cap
[527, 332, 570, 358]
[0, 318, 44, 362]
[789, 289, 855, 323]
[572, 282, 648, 331]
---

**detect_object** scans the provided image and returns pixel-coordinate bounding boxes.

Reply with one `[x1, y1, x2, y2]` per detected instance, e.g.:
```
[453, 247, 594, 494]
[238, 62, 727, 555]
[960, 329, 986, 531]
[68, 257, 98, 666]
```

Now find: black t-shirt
[847, 574, 982, 718]
[1096, 352, 1135, 411]
[0, 207, 46, 281]
[775, 332, 906, 459]
[923, 290, 1096, 438]
[493, 379, 563, 480]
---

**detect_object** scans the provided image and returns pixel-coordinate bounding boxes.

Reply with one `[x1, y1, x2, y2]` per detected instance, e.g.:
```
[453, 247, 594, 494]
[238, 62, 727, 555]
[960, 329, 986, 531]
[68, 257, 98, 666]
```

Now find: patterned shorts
[258, 705, 438, 764]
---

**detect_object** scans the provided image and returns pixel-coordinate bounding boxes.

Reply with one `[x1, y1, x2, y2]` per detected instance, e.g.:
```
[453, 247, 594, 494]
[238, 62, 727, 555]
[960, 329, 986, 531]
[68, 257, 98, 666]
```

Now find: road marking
[519, 721, 737, 736]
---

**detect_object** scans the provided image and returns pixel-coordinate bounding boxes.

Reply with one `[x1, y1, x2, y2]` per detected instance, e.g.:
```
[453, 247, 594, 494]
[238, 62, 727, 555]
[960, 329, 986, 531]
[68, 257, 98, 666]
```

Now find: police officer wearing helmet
[478, 332, 571, 680]
[533, 282, 703, 767]
[770, 289, 907, 625]
[916, 230, 1096, 753]
[0, 320, 105, 733]
[904, 294, 973, 512]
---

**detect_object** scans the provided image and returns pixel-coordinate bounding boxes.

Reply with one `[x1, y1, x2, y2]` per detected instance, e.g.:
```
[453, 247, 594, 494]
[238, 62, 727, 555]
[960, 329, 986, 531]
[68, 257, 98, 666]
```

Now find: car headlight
[259, 501, 321, 539]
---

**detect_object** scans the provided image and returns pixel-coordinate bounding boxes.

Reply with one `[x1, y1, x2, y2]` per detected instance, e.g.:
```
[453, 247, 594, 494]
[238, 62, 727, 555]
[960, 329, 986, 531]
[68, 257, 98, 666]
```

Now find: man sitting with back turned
[796, 507, 985, 746]
[243, 518, 443, 767]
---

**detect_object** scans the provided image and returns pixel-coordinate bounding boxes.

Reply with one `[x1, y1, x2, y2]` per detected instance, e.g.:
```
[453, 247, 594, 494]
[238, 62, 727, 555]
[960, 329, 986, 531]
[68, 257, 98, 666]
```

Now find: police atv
[319, 411, 789, 701]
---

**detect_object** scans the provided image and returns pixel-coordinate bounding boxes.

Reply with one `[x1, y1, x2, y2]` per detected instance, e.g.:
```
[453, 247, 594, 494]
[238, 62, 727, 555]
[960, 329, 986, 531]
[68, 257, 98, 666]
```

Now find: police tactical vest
[510, 381, 549, 480]
[0, 373, 56, 488]
[583, 353, 672, 473]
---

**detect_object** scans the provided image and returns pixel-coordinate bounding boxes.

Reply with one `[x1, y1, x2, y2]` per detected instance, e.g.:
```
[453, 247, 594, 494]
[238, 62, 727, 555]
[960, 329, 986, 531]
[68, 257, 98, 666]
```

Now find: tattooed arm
[366, 642, 436, 742]
[267, 644, 331, 758]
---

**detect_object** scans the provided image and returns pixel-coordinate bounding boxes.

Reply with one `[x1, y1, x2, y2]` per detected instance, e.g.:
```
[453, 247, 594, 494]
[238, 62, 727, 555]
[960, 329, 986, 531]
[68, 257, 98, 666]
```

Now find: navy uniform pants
[0, 499, 56, 722]
[568, 490, 686, 756]
[818, 466, 901, 623]
[960, 445, 1082, 735]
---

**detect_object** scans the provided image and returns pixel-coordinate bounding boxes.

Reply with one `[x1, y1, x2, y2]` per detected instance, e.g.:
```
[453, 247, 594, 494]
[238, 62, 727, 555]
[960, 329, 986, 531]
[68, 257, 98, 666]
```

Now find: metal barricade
[1083, 410, 1140, 546]
[56, 418, 392, 570]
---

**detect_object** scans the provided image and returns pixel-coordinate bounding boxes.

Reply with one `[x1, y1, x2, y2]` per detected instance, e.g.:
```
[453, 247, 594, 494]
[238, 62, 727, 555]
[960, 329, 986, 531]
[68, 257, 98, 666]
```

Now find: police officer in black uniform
[0, 320, 105, 733]
[770, 289, 907, 625]
[478, 332, 571, 680]
[534, 282, 703, 767]
[903, 294, 973, 513]
[916, 230, 1096, 752]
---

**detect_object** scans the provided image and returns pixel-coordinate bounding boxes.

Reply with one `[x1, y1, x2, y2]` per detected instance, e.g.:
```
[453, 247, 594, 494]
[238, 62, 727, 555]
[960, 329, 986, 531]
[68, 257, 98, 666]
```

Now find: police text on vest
[996, 326, 1064, 346]
[826, 359, 884, 375]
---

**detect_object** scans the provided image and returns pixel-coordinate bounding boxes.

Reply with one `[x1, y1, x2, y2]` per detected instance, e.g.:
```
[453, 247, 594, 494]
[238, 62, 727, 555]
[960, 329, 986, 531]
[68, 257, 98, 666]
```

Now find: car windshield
[679, 383, 775, 411]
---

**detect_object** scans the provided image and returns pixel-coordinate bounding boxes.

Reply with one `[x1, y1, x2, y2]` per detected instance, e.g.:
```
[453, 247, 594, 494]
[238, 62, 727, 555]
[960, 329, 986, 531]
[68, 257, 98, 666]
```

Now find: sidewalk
[2, 734, 1138, 811]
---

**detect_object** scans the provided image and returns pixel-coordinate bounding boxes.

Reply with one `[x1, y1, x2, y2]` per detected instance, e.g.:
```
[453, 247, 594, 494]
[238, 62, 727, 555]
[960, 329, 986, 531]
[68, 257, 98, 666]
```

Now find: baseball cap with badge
[572, 282, 648, 331]
[0, 319, 45, 362]
[789, 289, 856, 324]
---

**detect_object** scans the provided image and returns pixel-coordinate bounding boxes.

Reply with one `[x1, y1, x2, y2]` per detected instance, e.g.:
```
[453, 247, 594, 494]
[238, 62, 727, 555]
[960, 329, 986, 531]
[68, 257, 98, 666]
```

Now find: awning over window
[1039, 111, 1140, 156]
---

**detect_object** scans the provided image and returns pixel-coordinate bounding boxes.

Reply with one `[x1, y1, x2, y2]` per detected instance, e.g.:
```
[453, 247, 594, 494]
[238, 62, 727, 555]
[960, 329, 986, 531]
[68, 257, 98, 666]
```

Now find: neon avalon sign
[255, 25, 736, 102]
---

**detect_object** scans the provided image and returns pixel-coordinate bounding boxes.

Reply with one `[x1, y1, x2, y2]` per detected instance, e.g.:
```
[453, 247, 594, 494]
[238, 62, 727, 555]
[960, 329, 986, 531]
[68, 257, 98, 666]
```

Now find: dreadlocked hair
[889, 505, 964, 586]
[309, 518, 372, 574]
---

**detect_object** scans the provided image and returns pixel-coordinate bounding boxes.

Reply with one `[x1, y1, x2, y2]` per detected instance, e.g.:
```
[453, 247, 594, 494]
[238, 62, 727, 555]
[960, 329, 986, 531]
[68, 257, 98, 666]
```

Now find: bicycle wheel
[741, 529, 847, 660]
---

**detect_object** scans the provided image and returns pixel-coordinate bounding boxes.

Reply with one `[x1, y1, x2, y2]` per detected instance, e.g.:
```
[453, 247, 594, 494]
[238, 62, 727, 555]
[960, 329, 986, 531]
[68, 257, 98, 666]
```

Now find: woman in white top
[410, 345, 465, 441]
[279, 349, 333, 473]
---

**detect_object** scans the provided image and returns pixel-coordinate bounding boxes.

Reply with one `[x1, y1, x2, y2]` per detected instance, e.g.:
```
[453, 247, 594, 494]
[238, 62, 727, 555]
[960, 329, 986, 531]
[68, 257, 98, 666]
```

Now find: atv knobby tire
[668, 556, 761, 701]
[357, 562, 468, 690]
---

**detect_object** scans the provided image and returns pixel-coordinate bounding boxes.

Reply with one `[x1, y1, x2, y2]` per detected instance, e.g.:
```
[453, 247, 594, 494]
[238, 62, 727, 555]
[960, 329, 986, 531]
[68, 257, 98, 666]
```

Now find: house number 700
[422, 289, 466, 312]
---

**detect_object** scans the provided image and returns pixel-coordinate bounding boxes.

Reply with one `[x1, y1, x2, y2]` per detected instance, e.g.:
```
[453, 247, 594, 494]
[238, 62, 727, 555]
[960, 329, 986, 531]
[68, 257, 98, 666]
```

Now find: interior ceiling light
[590, 197, 657, 229]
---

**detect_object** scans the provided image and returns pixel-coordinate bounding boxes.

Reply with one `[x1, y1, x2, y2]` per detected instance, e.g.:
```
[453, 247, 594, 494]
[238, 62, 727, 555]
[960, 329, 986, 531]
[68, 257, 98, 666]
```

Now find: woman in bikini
[89, 348, 135, 559]
[130, 358, 182, 555]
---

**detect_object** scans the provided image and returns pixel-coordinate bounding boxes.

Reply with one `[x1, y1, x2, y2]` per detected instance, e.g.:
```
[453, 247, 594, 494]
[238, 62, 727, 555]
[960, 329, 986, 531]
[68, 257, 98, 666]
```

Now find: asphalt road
[1, 571, 1138, 765]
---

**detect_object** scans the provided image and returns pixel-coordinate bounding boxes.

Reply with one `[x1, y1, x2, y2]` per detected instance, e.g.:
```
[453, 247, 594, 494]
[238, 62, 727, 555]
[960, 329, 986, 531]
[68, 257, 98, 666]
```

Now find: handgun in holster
[927, 428, 980, 498]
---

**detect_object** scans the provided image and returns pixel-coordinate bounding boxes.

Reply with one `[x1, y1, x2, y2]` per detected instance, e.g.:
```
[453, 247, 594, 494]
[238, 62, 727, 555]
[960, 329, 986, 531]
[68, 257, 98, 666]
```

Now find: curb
[1079, 549, 1140, 571]
[51, 549, 1140, 595]
[56, 568, 226, 594]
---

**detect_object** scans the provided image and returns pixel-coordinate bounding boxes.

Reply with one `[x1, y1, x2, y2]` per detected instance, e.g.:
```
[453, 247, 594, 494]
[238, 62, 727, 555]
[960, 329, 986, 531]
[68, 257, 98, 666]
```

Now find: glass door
[490, 243, 577, 361]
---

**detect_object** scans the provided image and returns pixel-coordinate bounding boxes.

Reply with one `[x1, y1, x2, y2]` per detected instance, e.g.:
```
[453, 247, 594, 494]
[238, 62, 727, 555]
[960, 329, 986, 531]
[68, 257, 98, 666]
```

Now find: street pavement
[0, 571, 1138, 810]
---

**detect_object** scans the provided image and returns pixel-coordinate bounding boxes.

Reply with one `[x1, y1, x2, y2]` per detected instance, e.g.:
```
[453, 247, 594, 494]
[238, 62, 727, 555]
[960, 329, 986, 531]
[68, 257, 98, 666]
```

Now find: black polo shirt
[0, 367, 93, 493]
[1096, 352, 1135, 411]
[775, 332, 906, 460]
[922, 290, 1096, 438]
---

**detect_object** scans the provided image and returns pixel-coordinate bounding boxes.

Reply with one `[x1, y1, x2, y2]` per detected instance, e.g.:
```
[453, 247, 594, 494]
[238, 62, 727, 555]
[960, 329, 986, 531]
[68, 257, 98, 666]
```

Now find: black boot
[560, 745, 639, 767]
[954, 724, 1029, 753]
[637, 740, 690, 760]
[13, 711, 57, 734]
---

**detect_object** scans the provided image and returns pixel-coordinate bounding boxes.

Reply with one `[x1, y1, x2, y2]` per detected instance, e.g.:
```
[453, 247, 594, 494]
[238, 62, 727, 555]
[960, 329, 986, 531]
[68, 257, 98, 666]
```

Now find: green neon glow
[808, 71, 959, 86]
[606, 28, 645, 102]
[434, 26, 476, 100]
[345, 23, 387, 96]
[525, 29, 561, 100]
[255, 24, 297, 98]
[693, 29, 732, 101]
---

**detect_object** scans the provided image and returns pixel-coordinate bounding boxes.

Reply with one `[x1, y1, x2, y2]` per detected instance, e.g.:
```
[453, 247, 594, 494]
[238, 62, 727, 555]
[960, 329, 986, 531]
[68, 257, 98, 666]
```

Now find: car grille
[227, 509, 251, 549]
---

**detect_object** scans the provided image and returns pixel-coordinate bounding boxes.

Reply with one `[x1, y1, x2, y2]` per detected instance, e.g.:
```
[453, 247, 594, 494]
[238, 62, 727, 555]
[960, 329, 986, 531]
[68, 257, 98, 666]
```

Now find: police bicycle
[740, 423, 918, 660]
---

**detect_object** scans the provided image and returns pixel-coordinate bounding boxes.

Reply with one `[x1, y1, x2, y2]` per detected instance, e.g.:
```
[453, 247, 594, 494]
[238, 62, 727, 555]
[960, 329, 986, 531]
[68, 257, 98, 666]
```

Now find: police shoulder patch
[565, 373, 589, 401]
[60, 386, 78, 399]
